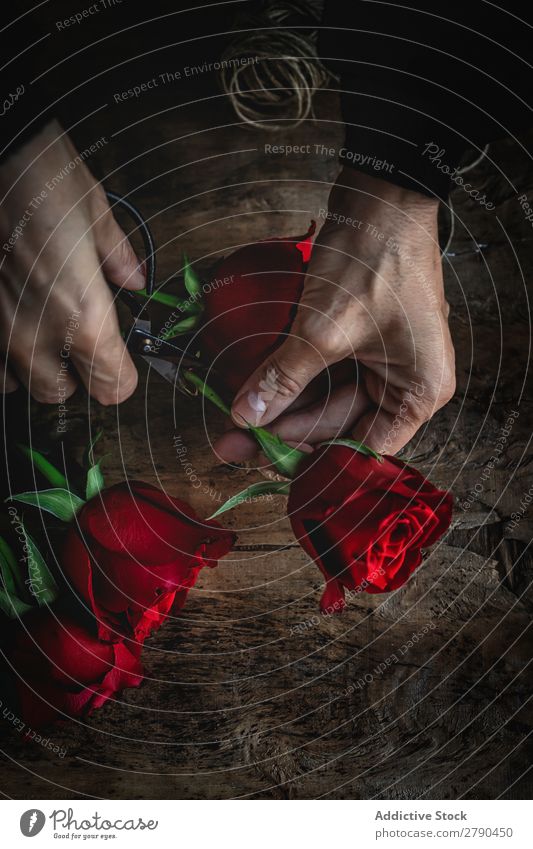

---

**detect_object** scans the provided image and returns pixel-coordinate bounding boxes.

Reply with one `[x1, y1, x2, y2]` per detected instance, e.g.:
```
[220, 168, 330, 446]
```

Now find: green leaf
[16, 444, 68, 489]
[7, 488, 86, 522]
[83, 429, 103, 469]
[21, 526, 59, 606]
[250, 426, 307, 478]
[85, 461, 105, 500]
[319, 438, 383, 462]
[208, 480, 290, 519]
[0, 589, 33, 619]
[160, 314, 202, 340]
[183, 253, 203, 297]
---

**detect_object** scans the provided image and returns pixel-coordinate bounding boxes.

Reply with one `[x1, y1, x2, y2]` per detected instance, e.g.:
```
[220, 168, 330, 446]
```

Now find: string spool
[219, 0, 330, 130]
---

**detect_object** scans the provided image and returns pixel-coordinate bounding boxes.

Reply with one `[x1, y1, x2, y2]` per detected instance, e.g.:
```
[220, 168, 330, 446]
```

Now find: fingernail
[232, 390, 267, 427]
[249, 391, 267, 414]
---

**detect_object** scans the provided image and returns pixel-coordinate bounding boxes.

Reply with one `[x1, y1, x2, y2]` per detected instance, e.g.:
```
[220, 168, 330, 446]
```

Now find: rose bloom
[200, 224, 315, 394]
[288, 445, 453, 612]
[6, 609, 143, 729]
[62, 482, 236, 642]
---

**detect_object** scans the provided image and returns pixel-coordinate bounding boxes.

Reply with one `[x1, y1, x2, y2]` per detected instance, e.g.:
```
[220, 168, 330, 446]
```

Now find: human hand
[214, 168, 455, 463]
[0, 120, 144, 404]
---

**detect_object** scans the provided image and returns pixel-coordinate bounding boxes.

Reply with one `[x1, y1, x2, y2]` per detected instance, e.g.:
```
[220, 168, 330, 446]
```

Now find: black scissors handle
[103, 190, 212, 380]
[126, 325, 202, 368]
[105, 190, 156, 297]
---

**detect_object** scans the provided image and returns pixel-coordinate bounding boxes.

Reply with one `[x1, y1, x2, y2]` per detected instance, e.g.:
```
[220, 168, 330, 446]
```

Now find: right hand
[0, 120, 144, 405]
[216, 168, 455, 462]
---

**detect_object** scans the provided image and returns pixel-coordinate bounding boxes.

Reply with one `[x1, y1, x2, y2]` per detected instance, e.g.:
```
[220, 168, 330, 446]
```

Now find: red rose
[200, 223, 315, 394]
[61, 481, 236, 642]
[7, 609, 143, 729]
[288, 445, 453, 612]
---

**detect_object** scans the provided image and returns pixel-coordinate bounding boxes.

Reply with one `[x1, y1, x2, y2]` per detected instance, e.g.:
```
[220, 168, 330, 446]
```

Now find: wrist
[0, 120, 63, 183]
[337, 167, 440, 219]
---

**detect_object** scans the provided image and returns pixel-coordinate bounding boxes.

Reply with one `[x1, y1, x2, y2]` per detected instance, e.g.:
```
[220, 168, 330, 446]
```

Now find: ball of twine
[219, 0, 330, 130]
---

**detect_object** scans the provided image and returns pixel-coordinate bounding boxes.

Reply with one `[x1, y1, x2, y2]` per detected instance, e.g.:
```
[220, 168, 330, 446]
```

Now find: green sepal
[319, 438, 383, 463]
[7, 488, 86, 522]
[136, 287, 190, 310]
[85, 461, 105, 500]
[183, 253, 203, 298]
[0, 590, 33, 619]
[160, 313, 202, 340]
[208, 480, 290, 520]
[16, 444, 68, 489]
[182, 300, 203, 316]
[0, 534, 26, 598]
[21, 526, 59, 606]
[250, 426, 307, 479]
[83, 429, 103, 469]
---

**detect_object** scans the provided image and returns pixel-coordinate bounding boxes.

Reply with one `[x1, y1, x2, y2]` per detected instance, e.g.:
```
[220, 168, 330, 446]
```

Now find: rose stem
[182, 370, 231, 417]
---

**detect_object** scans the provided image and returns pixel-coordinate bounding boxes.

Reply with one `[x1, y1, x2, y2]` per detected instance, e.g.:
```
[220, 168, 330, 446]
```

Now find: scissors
[105, 190, 211, 397]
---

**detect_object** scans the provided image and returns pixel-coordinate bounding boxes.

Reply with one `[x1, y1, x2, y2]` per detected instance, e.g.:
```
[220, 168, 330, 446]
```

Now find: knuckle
[298, 315, 347, 359]
[117, 367, 138, 402]
[92, 384, 118, 406]
[94, 368, 138, 406]
[408, 374, 455, 422]
[75, 312, 107, 352]
[30, 385, 59, 405]
[318, 327, 350, 359]
[105, 235, 135, 272]
[266, 357, 304, 399]
[75, 326, 98, 354]
[401, 397, 428, 426]
[90, 185, 113, 219]
[7, 342, 32, 371]
[117, 237, 136, 268]
[438, 372, 456, 406]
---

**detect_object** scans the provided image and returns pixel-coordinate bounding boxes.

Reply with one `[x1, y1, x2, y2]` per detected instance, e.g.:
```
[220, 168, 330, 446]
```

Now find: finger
[272, 381, 370, 444]
[96, 210, 146, 291]
[8, 348, 77, 405]
[213, 429, 262, 464]
[0, 359, 19, 393]
[351, 406, 422, 455]
[216, 381, 370, 463]
[214, 389, 320, 464]
[72, 281, 138, 406]
[230, 335, 327, 428]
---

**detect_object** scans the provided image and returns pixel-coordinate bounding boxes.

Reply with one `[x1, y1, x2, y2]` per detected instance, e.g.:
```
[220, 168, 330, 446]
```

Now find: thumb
[231, 336, 326, 427]
[96, 212, 146, 291]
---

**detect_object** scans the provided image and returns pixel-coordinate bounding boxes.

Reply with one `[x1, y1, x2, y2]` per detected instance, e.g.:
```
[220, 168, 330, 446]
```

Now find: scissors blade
[133, 318, 151, 334]
[143, 356, 181, 386]
[142, 354, 201, 397]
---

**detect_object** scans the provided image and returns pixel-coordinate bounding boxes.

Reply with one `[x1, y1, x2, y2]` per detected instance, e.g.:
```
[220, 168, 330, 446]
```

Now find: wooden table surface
[1, 89, 532, 799]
